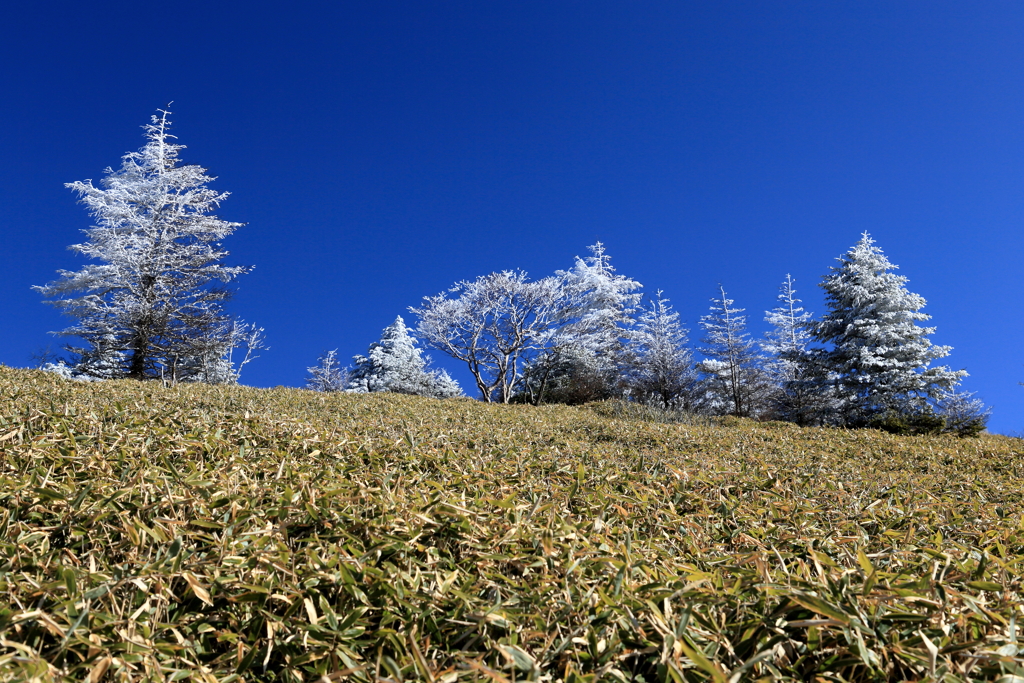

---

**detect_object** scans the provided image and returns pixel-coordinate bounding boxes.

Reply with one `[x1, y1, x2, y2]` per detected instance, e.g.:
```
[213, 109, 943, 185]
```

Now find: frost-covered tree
[173, 319, 265, 385]
[623, 291, 696, 410]
[523, 243, 642, 404]
[935, 388, 990, 437]
[698, 286, 770, 417]
[414, 271, 562, 403]
[306, 349, 348, 393]
[35, 109, 258, 382]
[348, 316, 462, 398]
[762, 274, 812, 376]
[555, 242, 643, 358]
[810, 233, 966, 425]
[761, 275, 821, 422]
[70, 333, 128, 380]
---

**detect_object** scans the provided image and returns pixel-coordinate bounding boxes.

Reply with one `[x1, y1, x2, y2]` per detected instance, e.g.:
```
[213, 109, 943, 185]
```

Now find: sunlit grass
[1, 366, 1022, 681]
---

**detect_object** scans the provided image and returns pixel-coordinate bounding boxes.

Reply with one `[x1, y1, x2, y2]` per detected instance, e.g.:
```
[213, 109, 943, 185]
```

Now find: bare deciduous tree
[413, 270, 563, 403]
[306, 349, 348, 393]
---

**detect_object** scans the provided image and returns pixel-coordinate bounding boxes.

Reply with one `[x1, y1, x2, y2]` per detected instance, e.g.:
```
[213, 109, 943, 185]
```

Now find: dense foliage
[345, 317, 461, 399]
[805, 234, 966, 427]
[1, 366, 1022, 682]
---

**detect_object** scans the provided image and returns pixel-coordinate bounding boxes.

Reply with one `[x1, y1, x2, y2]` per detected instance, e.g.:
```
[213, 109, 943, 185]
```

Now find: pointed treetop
[348, 314, 462, 398]
[585, 241, 609, 269]
[380, 315, 411, 338]
[810, 233, 966, 420]
[36, 108, 253, 382]
[764, 274, 811, 355]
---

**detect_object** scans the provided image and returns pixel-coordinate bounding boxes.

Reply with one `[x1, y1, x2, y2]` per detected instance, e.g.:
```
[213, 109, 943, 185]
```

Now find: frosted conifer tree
[763, 274, 812, 374]
[935, 388, 990, 437]
[810, 233, 965, 424]
[555, 242, 642, 361]
[523, 243, 642, 404]
[35, 109, 259, 382]
[348, 316, 462, 398]
[306, 349, 347, 393]
[69, 333, 128, 380]
[760, 275, 822, 420]
[698, 286, 770, 417]
[623, 292, 696, 409]
[174, 319, 265, 385]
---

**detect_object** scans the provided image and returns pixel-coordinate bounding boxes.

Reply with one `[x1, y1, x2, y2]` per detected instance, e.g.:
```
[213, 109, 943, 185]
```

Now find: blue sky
[2, 2, 1023, 432]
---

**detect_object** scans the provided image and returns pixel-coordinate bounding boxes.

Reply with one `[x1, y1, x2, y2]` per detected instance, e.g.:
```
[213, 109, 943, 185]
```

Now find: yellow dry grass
[0, 366, 1022, 682]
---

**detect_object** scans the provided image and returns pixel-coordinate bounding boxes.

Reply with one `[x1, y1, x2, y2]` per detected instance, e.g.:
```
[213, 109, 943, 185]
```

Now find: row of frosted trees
[311, 239, 988, 435]
[34, 111, 988, 434]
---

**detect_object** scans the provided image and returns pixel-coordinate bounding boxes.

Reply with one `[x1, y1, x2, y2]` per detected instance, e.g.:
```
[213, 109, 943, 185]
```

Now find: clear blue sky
[2, 2, 1022, 432]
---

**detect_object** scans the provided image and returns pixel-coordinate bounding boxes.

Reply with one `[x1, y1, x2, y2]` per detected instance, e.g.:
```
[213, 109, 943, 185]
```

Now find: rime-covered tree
[414, 271, 561, 403]
[698, 286, 769, 417]
[762, 274, 812, 374]
[174, 319, 265, 385]
[810, 233, 965, 424]
[66, 333, 127, 380]
[555, 242, 642, 357]
[35, 109, 259, 382]
[935, 388, 990, 437]
[623, 291, 696, 409]
[761, 275, 820, 421]
[348, 316, 463, 398]
[306, 349, 347, 393]
[523, 243, 642, 404]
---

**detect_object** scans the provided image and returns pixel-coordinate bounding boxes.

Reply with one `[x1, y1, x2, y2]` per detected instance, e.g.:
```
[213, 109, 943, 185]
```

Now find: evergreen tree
[172, 319, 265, 385]
[524, 243, 642, 404]
[762, 275, 820, 422]
[518, 346, 612, 405]
[35, 109, 259, 382]
[936, 388, 991, 437]
[348, 316, 463, 398]
[698, 286, 770, 417]
[70, 333, 128, 380]
[623, 291, 696, 409]
[810, 233, 965, 425]
[556, 242, 643, 359]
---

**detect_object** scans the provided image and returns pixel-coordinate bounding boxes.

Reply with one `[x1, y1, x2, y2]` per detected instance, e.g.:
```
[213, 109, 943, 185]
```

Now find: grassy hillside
[1, 366, 1022, 682]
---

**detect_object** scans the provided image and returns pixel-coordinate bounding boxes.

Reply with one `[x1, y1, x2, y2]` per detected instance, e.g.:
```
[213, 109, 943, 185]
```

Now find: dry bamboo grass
[0, 366, 1022, 682]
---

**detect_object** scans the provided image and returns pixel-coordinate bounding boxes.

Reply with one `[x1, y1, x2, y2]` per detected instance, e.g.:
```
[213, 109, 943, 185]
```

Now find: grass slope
[1, 366, 1023, 682]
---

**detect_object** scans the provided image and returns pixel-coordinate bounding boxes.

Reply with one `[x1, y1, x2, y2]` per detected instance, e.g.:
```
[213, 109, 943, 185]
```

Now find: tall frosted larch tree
[698, 286, 769, 417]
[348, 316, 463, 398]
[810, 233, 965, 425]
[761, 275, 820, 421]
[36, 109, 261, 382]
[762, 274, 812, 372]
